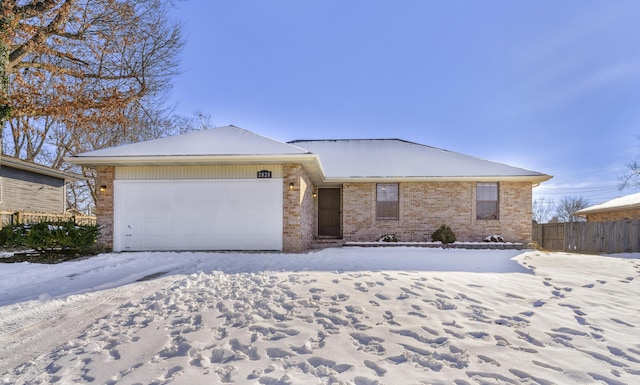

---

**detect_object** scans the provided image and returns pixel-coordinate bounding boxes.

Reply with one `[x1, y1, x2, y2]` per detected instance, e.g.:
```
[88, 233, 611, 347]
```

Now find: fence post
[635, 220, 640, 252]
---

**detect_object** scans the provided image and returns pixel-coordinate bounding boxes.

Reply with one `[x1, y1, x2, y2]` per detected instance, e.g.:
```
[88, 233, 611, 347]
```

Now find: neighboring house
[68, 126, 552, 252]
[575, 192, 640, 222]
[0, 155, 82, 218]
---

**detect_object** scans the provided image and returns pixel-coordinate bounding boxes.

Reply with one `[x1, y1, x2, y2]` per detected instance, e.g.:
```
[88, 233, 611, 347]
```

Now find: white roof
[75, 125, 310, 158]
[290, 139, 549, 181]
[69, 126, 551, 184]
[576, 191, 640, 216]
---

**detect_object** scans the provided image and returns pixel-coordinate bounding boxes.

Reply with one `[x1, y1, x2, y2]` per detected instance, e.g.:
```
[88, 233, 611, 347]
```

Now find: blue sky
[168, 1, 640, 206]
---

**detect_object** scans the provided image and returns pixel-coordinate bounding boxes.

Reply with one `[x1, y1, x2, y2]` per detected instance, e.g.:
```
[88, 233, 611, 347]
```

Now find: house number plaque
[257, 170, 272, 179]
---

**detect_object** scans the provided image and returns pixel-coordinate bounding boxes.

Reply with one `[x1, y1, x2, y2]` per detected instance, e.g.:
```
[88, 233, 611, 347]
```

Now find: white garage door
[113, 179, 283, 251]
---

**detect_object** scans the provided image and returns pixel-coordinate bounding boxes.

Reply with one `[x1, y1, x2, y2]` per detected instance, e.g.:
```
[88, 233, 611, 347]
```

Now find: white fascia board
[320, 174, 553, 184]
[66, 154, 319, 166]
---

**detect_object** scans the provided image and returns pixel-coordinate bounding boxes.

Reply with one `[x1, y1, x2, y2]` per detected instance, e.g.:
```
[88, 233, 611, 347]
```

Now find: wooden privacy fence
[533, 220, 640, 254]
[0, 210, 97, 226]
[532, 223, 565, 251]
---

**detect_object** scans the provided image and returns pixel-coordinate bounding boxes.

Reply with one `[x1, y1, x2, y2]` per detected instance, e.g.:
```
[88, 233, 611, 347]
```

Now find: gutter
[66, 153, 319, 166]
[319, 174, 552, 184]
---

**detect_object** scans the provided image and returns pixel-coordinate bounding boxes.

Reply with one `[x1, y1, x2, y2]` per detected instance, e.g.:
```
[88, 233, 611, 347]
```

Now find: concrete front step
[311, 238, 345, 249]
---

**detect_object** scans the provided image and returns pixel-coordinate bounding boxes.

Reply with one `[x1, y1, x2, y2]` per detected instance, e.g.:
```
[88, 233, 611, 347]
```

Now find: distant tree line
[533, 196, 590, 224]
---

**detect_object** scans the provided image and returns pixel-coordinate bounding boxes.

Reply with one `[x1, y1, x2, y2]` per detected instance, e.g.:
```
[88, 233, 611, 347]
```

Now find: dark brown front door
[318, 188, 341, 237]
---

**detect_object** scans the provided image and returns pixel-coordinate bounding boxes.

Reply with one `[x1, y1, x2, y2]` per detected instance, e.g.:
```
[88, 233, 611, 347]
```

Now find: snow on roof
[69, 127, 550, 182]
[290, 139, 549, 180]
[576, 191, 640, 215]
[75, 125, 310, 158]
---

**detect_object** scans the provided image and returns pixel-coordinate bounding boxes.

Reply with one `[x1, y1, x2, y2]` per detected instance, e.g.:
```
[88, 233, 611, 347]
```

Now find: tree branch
[8, 0, 74, 69]
[14, 0, 61, 18]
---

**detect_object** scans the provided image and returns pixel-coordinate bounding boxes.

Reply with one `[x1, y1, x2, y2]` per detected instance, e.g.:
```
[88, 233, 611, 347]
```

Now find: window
[377, 183, 399, 220]
[477, 182, 499, 220]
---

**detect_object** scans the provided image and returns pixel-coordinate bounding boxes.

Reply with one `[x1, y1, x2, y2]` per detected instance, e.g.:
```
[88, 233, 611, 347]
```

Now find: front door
[318, 188, 341, 237]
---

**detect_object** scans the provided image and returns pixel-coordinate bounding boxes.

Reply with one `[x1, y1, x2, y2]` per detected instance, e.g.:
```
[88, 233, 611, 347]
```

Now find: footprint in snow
[364, 360, 387, 377]
[477, 354, 500, 366]
[611, 318, 635, 327]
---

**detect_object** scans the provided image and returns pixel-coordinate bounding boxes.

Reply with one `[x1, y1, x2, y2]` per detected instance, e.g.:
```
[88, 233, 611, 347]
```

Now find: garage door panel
[114, 179, 283, 251]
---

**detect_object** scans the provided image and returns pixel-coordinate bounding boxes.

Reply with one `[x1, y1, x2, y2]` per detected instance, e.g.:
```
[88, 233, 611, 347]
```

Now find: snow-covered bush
[483, 235, 505, 243]
[379, 233, 399, 242]
[431, 225, 457, 244]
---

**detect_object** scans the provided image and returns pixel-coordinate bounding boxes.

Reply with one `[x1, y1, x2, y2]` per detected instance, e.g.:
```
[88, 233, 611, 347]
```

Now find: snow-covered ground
[0, 248, 638, 384]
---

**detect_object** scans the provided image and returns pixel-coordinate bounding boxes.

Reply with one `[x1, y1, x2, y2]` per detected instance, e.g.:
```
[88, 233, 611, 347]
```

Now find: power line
[534, 187, 640, 206]
[534, 185, 622, 193]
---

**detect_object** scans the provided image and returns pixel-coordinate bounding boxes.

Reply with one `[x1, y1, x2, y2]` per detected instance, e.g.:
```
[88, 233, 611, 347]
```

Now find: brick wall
[282, 164, 315, 252]
[342, 181, 533, 243]
[585, 208, 640, 222]
[95, 166, 115, 249]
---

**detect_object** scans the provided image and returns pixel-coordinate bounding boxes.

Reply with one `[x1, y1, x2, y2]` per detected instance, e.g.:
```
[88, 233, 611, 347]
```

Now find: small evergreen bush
[0, 221, 99, 250]
[431, 225, 457, 244]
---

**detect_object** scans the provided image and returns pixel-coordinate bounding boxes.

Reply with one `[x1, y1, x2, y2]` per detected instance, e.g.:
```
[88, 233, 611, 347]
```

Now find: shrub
[379, 233, 398, 242]
[483, 235, 505, 243]
[0, 221, 99, 250]
[431, 225, 457, 244]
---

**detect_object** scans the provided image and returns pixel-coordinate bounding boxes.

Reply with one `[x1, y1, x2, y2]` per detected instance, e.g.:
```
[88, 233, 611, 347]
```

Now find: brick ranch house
[68, 125, 551, 252]
[575, 192, 640, 222]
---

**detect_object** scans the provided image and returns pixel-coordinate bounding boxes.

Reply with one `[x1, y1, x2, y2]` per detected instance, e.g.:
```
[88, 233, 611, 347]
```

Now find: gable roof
[1, 155, 83, 182]
[575, 192, 640, 216]
[290, 139, 551, 183]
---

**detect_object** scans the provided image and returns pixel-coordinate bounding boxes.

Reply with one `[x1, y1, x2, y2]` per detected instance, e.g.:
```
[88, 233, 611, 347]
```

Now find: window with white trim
[377, 183, 399, 220]
[476, 182, 499, 220]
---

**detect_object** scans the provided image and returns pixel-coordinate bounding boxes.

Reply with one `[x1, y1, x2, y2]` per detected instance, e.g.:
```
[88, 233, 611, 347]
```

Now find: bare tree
[618, 132, 640, 189]
[620, 159, 640, 189]
[532, 198, 554, 224]
[555, 196, 589, 223]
